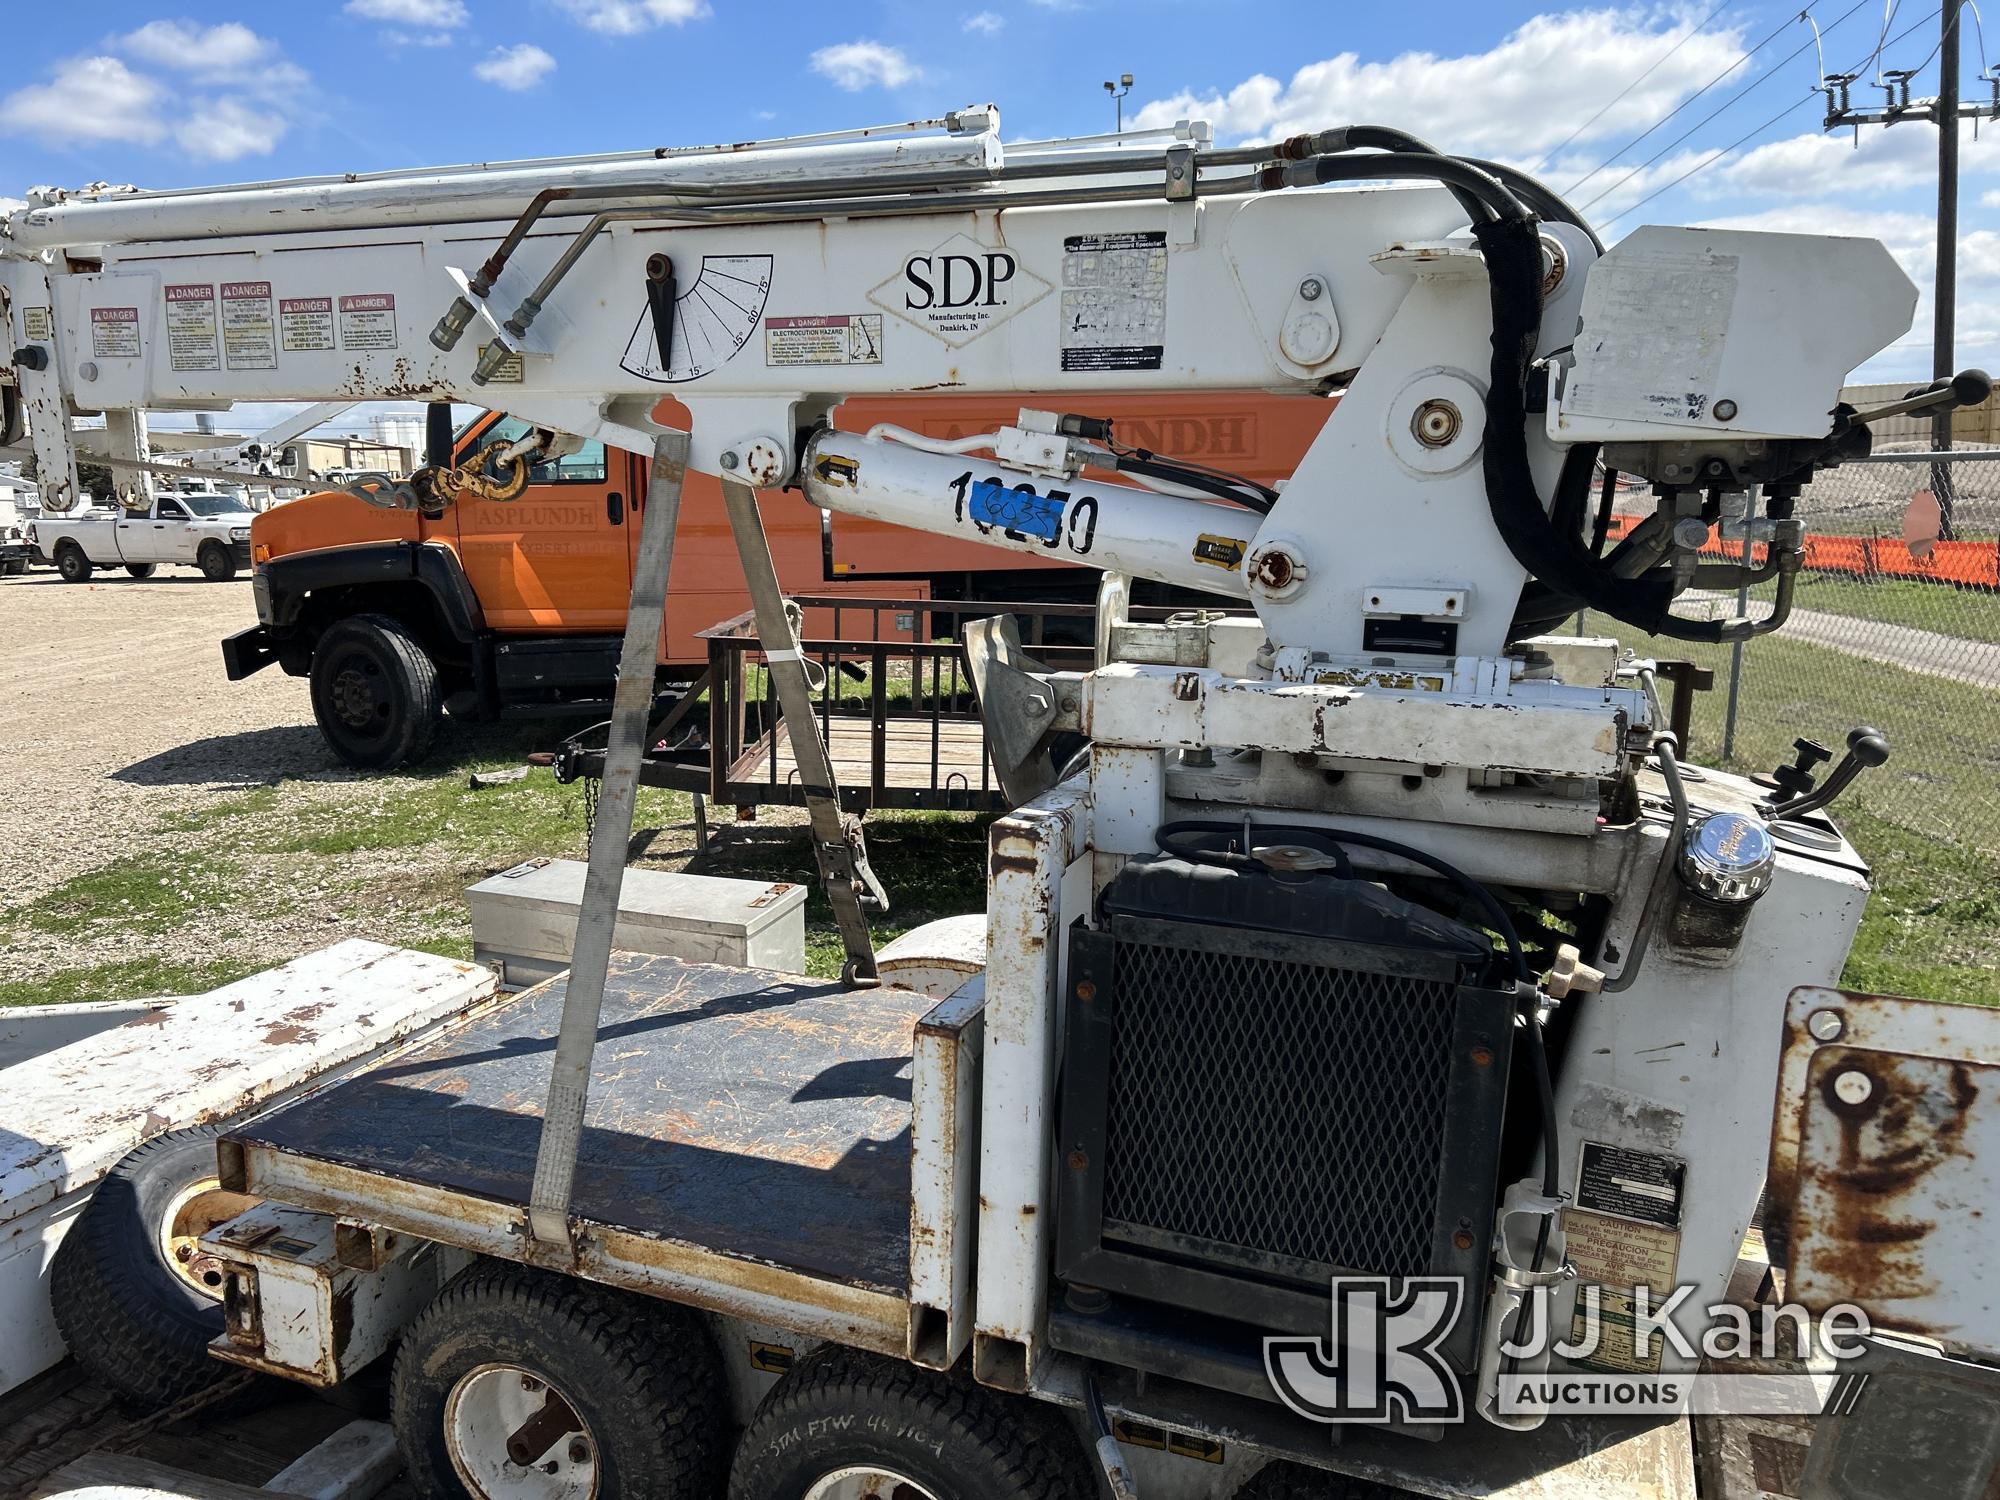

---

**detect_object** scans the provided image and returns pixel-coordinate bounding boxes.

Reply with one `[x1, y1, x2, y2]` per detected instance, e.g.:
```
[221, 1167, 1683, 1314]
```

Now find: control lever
[1769, 727, 1890, 821]
[1848, 368, 1993, 426]
[1761, 738, 1832, 802]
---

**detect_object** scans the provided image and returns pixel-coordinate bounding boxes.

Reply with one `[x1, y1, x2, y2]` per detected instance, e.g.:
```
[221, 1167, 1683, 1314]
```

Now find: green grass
[1790, 573, 2000, 645]
[27, 855, 245, 937]
[0, 956, 266, 1008]
[1839, 808, 2000, 1003]
[1575, 613, 2000, 1001]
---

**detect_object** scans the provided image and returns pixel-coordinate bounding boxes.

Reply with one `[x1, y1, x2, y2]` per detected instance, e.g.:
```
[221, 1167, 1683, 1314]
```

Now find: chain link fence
[1581, 446, 2000, 874]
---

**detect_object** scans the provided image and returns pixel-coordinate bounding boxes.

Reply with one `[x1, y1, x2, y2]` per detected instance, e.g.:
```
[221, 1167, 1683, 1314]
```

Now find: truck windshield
[175, 493, 246, 517]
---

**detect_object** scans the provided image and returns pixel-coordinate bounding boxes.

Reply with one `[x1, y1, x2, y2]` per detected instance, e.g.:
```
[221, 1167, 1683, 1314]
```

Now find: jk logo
[1265, 1277, 1466, 1425]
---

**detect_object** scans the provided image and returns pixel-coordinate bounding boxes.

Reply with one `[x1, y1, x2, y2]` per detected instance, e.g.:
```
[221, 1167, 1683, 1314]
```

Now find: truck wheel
[49, 1124, 259, 1409]
[729, 1345, 1094, 1500]
[392, 1260, 724, 1500]
[310, 613, 441, 768]
[1236, 1462, 1417, 1498]
[125, 563, 157, 579]
[55, 543, 92, 582]
[198, 542, 238, 581]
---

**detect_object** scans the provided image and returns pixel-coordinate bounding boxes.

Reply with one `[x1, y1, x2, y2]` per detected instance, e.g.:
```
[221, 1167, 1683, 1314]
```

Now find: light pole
[1103, 73, 1133, 133]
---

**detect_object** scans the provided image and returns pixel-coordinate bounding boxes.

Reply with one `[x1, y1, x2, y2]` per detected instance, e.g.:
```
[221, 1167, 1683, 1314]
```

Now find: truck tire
[55, 543, 92, 583]
[198, 541, 238, 582]
[391, 1260, 724, 1500]
[125, 563, 157, 579]
[309, 613, 442, 768]
[729, 1344, 1094, 1500]
[48, 1124, 259, 1410]
[1235, 1462, 1417, 1498]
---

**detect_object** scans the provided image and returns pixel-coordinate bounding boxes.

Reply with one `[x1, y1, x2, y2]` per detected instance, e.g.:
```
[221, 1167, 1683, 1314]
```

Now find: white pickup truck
[31, 491, 255, 582]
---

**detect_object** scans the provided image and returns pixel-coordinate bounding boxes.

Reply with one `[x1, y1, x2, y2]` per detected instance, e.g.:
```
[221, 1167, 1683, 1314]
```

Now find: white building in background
[370, 413, 425, 455]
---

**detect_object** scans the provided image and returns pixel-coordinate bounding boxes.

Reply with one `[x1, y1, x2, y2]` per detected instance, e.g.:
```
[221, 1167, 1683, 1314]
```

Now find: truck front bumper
[222, 624, 279, 680]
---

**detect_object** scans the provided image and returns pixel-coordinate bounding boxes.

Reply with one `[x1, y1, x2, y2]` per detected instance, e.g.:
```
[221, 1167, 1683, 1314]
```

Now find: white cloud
[1718, 121, 1998, 201]
[386, 30, 457, 46]
[174, 98, 288, 161]
[122, 20, 273, 75]
[0, 21, 310, 161]
[0, 56, 166, 147]
[558, 0, 709, 34]
[1130, 11, 1745, 158]
[474, 43, 557, 91]
[344, 0, 469, 25]
[963, 10, 1005, 35]
[811, 40, 919, 91]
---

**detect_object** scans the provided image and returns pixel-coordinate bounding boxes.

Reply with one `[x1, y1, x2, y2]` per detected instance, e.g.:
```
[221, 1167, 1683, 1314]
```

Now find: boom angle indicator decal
[620, 254, 773, 384]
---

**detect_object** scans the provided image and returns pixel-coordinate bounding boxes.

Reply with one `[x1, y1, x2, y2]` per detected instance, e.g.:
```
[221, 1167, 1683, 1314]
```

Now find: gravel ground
[0, 569, 597, 987]
[0, 570, 320, 899]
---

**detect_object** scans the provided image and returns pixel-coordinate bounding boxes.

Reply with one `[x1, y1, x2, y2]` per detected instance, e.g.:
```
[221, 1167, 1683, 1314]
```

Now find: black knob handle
[13, 345, 48, 372]
[1952, 368, 1993, 407]
[1846, 726, 1890, 768]
[1771, 738, 1832, 801]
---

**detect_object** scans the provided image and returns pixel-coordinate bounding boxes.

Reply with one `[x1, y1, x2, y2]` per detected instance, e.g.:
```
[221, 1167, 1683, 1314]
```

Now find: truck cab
[226, 395, 1333, 768]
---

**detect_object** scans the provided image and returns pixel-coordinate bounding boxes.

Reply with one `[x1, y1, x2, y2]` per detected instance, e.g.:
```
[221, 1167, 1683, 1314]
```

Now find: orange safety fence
[1606, 513, 2000, 589]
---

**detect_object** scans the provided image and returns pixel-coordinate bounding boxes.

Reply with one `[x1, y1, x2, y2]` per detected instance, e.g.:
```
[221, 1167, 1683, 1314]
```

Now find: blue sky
[5, 0, 1996, 431]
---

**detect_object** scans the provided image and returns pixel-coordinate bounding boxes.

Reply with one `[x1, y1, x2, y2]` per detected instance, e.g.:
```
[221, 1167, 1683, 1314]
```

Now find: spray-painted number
[949, 471, 1099, 555]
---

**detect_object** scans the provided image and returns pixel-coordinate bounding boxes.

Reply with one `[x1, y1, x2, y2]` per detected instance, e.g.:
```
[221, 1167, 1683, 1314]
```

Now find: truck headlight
[230, 526, 251, 541]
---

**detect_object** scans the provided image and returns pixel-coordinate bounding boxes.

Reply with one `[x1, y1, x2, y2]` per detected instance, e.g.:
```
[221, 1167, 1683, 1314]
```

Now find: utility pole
[1934, 0, 1962, 535]
[1822, 0, 1998, 537]
[1103, 73, 1133, 133]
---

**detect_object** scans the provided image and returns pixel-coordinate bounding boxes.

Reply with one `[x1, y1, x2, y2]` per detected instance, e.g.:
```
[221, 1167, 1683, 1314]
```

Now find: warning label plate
[165, 284, 218, 372]
[1060, 230, 1167, 372]
[22, 307, 52, 341]
[1576, 1141, 1685, 1228]
[90, 306, 141, 359]
[221, 281, 277, 371]
[281, 297, 334, 352]
[1565, 1208, 1683, 1374]
[338, 293, 397, 350]
[765, 314, 882, 366]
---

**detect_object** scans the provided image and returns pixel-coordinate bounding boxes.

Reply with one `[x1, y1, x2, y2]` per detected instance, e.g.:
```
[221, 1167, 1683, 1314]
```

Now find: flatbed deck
[221, 954, 950, 1355]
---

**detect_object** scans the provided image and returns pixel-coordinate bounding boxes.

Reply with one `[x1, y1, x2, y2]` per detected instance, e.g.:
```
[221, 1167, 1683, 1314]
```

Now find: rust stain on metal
[262, 1023, 316, 1046]
[1795, 1051, 1979, 1311]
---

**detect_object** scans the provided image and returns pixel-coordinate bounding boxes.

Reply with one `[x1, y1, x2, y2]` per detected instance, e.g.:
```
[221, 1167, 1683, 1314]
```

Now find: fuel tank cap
[1678, 810, 1777, 904]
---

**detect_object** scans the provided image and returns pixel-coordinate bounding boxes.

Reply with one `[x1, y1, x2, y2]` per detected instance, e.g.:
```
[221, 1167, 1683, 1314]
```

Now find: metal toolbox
[467, 857, 807, 987]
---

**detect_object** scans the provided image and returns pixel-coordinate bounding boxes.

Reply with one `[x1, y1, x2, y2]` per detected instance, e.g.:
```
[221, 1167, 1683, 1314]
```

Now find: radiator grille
[1101, 937, 1459, 1278]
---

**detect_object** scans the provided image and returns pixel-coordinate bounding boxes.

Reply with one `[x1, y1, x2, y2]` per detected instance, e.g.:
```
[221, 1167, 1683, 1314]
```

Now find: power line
[1577, 0, 1874, 212]
[1532, 0, 1732, 170]
[1599, 5, 1944, 226]
[1566, 6, 1828, 195]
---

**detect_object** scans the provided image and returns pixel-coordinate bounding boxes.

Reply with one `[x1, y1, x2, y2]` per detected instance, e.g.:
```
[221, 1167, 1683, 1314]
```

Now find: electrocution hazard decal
[1060, 230, 1166, 372]
[765, 314, 882, 366]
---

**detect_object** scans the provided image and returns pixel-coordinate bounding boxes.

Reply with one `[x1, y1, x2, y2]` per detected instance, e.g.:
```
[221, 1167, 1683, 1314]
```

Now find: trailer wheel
[729, 1345, 1093, 1500]
[1235, 1461, 1418, 1498]
[309, 613, 441, 768]
[49, 1124, 259, 1409]
[393, 1260, 724, 1500]
[198, 541, 238, 581]
[125, 563, 157, 579]
[55, 543, 92, 582]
